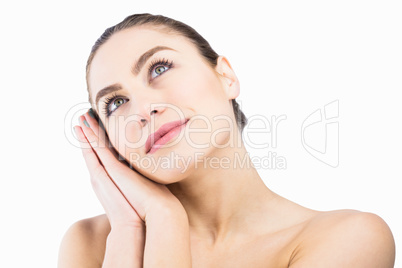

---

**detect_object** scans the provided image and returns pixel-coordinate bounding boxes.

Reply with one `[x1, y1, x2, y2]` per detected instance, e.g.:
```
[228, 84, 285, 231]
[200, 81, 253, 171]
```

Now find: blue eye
[152, 65, 168, 79]
[102, 94, 128, 117]
[110, 97, 126, 111]
[148, 58, 173, 80]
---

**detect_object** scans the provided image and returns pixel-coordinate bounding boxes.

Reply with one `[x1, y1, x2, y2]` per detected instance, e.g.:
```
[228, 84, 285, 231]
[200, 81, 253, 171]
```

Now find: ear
[215, 56, 240, 100]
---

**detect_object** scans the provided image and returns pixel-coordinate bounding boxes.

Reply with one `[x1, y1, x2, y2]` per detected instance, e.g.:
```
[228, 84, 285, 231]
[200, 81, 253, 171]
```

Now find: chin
[125, 123, 233, 184]
[142, 167, 191, 185]
[131, 149, 204, 185]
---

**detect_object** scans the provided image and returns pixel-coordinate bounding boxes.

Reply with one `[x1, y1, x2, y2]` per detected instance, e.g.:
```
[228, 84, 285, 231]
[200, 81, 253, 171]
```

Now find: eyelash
[102, 58, 174, 117]
[148, 58, 173, 77]
[102, 92, 123, 117]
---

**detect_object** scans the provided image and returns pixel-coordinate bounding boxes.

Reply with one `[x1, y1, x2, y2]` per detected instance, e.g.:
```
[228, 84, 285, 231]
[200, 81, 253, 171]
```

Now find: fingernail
[88, 108, 95, 118]
[84, 120, 90, 128]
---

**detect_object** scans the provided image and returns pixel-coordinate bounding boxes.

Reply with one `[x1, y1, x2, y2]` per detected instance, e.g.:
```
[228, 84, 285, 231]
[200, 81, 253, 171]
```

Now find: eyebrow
[132, 45, 175, 75]
[94, 45, 175, 110]
[95, 83, 122, 110]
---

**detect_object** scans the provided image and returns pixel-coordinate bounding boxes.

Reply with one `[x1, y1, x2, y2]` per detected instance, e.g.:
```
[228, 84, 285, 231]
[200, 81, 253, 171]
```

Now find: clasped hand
[73, 110, 185, 230]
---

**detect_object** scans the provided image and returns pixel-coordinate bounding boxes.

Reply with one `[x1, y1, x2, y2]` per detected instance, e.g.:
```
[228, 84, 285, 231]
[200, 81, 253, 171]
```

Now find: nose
[135, 98, 167, 127]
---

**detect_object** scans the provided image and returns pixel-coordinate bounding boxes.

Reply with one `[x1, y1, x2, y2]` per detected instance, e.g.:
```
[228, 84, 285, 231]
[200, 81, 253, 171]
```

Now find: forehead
[88, 27, 198, 98]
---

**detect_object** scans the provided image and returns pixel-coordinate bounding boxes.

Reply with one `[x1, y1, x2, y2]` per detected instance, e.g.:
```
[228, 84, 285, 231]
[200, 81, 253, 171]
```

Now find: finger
[83, 109, 107, 144]
[82, 111, 122, 162]
[74, 125, 142, 221]
[74, 124, 106, 179]
[78, 115, 125, 174]
[77, 116, 163, 217]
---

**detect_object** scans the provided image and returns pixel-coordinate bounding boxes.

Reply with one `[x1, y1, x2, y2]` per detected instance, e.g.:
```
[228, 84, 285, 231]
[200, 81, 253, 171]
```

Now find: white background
[0, 0, 401, 267]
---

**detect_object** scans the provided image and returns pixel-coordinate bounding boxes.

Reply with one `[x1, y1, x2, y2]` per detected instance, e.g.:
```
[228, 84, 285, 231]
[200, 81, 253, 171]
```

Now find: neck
[166, 139, 277, 245]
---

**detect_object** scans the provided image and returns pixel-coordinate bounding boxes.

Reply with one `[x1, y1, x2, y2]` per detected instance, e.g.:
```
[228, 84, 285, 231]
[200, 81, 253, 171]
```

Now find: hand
[74, 109, 184, 229]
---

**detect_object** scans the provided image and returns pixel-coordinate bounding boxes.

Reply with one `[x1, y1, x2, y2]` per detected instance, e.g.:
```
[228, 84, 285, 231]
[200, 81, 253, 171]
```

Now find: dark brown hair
[86, 13, 248, 133]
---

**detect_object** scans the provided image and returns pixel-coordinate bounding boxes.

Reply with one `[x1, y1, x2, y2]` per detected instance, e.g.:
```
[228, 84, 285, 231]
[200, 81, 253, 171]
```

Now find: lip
[145, 118, 189, 154]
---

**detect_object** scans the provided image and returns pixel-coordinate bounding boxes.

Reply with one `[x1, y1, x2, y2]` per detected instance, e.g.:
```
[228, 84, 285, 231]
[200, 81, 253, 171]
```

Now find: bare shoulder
[289, 209, 396, 268]
[58, 214, 110, 268]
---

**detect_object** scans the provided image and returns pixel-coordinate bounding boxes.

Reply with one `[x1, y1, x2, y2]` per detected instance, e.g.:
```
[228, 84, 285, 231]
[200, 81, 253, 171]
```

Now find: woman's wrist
[107, 224, 145, 241]
[103, 226, 146, 268]
[143, 204, 192, 267]
[145, 197, 188, 222]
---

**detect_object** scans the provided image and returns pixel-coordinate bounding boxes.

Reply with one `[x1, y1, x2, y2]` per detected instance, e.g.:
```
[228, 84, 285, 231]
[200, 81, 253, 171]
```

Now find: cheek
[167, 67, 228, 114]
[108, 120, 146, 160]
[166, 69, 235, 148]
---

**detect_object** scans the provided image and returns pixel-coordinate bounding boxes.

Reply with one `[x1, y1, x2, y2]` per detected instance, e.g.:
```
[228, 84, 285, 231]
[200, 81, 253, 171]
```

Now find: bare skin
[58, 26, 395, 267]
[59, 198, 395, 267]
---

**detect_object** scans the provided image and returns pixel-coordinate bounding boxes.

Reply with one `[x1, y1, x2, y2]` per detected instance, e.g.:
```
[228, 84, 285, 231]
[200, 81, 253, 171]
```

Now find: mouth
[145, 118, 189, 154]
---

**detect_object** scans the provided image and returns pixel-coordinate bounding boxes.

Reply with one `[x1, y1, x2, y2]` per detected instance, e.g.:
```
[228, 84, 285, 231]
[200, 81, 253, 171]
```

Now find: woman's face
[88, 26, 239, 183]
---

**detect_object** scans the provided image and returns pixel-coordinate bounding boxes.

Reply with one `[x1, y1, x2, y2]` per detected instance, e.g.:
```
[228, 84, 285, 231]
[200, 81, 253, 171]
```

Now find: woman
[58, 13, 395, 267]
